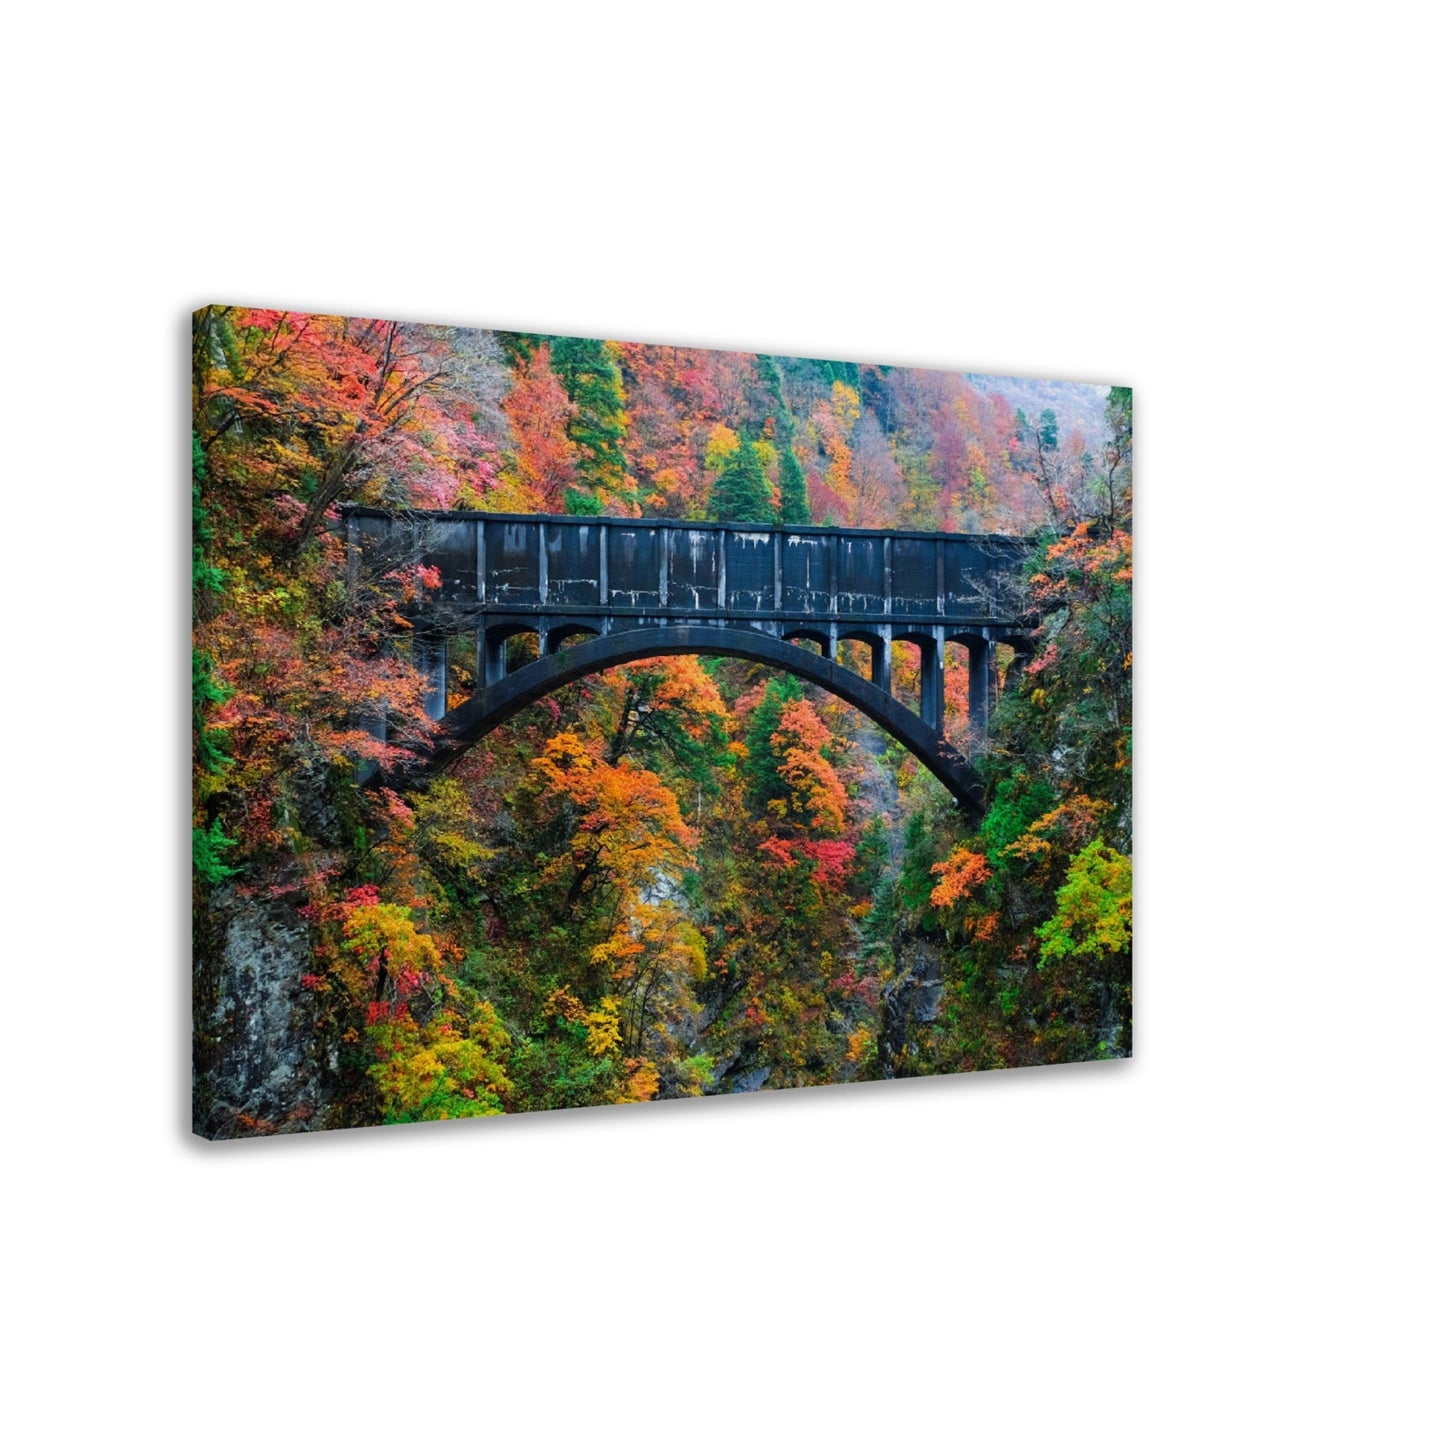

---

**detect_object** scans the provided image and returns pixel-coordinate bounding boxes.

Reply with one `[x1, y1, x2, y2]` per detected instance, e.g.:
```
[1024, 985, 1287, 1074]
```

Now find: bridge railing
[342, 507, 1032, 628]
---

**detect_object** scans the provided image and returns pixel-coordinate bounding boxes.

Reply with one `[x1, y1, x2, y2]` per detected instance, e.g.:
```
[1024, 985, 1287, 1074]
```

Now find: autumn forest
[191, 307, 1133, 1136]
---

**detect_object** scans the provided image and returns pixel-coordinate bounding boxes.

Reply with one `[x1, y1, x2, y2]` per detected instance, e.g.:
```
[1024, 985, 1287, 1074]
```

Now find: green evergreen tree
[756, 354, 787, 413]
[192, 431, 237, 881]
[778, 441, 809, 524]
[548, 335, 629, 514]
[852, 815, 891, 896]
[757, 355, 810, 524]
[1106, 386, 1132, 445]
[742, 675, 804, 806]
[1099, 386, 1133, 527]
[495, 330, 549, 368]
[707, 436, 776, 524]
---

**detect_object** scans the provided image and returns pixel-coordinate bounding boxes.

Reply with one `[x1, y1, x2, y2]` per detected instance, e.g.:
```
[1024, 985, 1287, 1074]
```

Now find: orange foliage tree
[495, 343, 579, 512]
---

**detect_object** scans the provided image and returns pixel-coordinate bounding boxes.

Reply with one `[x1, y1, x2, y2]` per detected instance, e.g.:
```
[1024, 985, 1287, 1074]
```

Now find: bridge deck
[344, 507, 1031, 629]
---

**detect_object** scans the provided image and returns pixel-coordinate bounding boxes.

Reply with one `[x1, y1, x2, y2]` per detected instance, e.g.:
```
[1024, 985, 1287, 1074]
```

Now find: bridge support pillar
[967, 637, 997, 748]
[481, 629, 508, 687]
[416, 633, 448, 721]
[920, 630, 943, 733]
[872, 626, 892, 696]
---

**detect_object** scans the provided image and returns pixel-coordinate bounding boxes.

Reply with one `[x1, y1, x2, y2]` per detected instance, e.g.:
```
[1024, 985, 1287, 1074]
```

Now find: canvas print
[192, 307, 1133, 1138]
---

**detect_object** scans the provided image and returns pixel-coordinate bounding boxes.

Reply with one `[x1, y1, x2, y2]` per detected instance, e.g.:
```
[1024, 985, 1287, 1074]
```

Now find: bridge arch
[407, 623, 987, 815]
[781, 624, 834, 653]
[837, 627, 885, 649]
[544, 622, 600, 654]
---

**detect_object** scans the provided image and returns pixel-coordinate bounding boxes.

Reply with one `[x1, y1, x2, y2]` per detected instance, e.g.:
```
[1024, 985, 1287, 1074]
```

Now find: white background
[3, 4, 1439, 1441]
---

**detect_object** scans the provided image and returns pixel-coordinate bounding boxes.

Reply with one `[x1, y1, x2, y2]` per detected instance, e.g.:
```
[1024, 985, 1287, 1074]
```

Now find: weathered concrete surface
[345, 508, 1032, 627]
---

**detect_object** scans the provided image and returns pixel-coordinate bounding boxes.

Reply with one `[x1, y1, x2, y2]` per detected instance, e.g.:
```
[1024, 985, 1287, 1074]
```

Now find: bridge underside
[399, 619, 1034, 816]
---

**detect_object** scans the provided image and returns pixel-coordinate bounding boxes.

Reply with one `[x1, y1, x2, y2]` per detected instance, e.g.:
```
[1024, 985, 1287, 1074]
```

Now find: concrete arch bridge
[344, 509, 1036, 816]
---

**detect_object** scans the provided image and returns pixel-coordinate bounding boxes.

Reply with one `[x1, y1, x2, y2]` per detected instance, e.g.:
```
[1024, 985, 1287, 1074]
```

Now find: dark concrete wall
[344, 509, 1030, 629]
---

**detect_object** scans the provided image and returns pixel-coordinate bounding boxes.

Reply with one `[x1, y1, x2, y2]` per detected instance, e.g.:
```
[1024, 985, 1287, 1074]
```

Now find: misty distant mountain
[967, 373, 1114, 450]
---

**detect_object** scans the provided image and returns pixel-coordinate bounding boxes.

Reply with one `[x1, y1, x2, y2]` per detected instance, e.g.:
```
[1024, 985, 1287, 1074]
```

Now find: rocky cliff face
[192, 883, 331, 1139]
[193, 743, 354, 1139]
[879, 931, 945, 1078]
